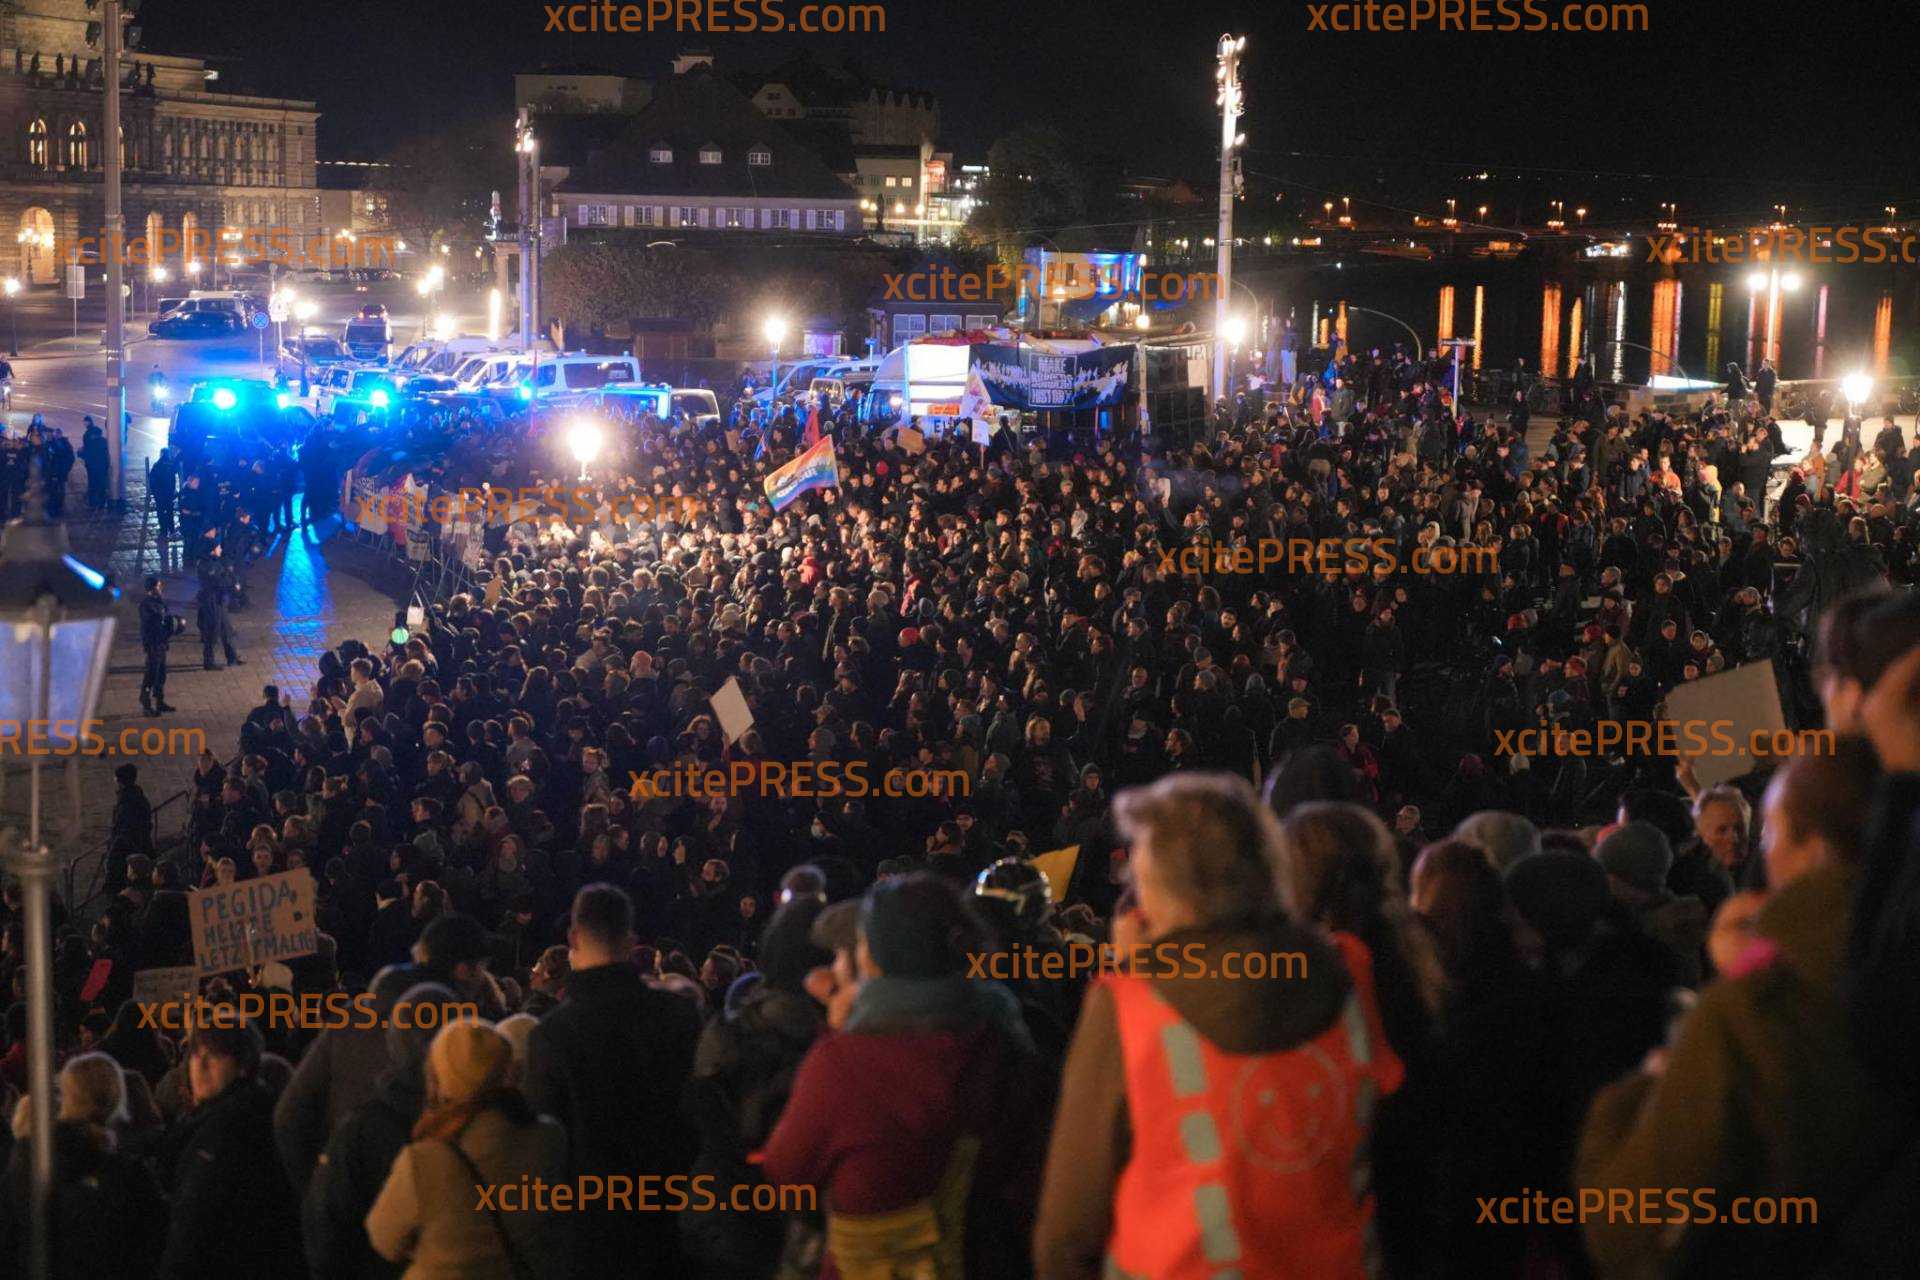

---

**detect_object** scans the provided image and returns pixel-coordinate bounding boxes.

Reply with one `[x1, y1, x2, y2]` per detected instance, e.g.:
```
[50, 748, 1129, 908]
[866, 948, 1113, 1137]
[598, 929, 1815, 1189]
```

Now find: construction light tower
[1213, 34, 1246, 402]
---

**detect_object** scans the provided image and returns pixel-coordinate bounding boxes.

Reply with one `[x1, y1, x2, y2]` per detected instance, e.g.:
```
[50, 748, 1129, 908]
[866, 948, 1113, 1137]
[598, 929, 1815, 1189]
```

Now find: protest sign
[710, 677, 755, 745]
[1028, 845, 1081, 903]
[131, 966, 199, 1005]
[1660, 659, 1787, 788]
[190, 868, 318, 976]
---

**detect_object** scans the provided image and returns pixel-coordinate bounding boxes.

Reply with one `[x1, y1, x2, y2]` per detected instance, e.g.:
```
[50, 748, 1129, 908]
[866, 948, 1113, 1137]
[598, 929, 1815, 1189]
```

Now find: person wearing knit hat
[1596, 822, 1708, 986]
[1503, 849, 1613, 956]
[366, 1019, 568, 1279]
[1596, 822, 1674, 897]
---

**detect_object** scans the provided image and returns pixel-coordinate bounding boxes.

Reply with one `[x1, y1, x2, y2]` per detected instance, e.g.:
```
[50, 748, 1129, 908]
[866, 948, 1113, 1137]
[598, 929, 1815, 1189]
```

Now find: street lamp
[418, 267, 446, 339]
[1842, 371, 1873, 414]
[185, 259, 202, 280]
[764, 315, 788, 392]
[567, 418, 604, 481]
[293, 300, 318, 388]
[0, 459, 119, 1280]
[4, 276, 19, 357]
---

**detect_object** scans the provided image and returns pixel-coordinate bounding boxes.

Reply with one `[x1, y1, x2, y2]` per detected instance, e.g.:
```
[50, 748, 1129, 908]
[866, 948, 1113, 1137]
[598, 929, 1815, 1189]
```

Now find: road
[4, 278, 484, 474]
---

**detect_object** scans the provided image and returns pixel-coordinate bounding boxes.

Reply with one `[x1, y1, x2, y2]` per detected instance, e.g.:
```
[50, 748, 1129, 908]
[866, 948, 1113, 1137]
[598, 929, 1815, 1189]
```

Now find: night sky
[138, 0, 1919, 219]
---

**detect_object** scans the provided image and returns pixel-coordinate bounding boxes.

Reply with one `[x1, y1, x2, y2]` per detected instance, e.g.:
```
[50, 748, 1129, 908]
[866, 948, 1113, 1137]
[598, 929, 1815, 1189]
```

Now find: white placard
[1659, 659, 1788, 788]
[709, 677, 754, 745]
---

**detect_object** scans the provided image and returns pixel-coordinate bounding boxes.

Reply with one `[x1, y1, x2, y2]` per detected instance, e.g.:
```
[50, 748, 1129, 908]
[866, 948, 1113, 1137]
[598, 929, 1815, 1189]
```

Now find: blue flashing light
[517, 383, 533, 401]
[369, 388, 391, 408]
[211, 388, 237, 410]
[62, 554, 108, 591]
[275, 392, 292, 409]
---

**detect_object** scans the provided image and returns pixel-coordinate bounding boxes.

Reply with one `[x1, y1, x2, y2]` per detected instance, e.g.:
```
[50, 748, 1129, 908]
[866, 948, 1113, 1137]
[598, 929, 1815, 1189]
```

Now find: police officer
[196, 544, 243, 670]
[149, 446, 178, 563]
[139, 575, 178, 715]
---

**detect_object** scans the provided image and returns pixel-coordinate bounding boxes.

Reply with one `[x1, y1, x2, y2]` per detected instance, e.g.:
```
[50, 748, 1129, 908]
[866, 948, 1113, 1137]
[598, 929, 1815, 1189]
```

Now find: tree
[542, 237, 904, 339]
[967, 125, 1093, 258]
[375, 120, 515, 251]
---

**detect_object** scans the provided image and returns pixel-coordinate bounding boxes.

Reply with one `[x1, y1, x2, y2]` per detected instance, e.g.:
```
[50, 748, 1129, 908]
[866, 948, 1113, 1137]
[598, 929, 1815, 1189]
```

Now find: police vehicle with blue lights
[169, 378, 309, 459]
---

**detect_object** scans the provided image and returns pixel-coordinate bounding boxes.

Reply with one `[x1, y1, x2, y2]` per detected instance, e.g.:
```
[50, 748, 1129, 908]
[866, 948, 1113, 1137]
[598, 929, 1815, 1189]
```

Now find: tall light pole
[1212, 34, 1245, 401]
[0, 460, 120, 1280]
[99, 0, 128, 505]
[515, 111, 538, 346]
[4, 277, 19, 358]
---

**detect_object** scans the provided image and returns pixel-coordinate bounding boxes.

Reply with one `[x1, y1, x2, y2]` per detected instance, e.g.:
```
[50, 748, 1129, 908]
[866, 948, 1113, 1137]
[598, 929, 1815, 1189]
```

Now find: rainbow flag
[764, 436, 838, 511]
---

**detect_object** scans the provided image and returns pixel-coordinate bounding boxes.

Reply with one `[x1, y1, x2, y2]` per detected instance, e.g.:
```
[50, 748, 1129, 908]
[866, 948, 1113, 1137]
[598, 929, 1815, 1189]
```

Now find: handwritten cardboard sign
[189, 868, 318, 976]
[131, 966, 199, 1005]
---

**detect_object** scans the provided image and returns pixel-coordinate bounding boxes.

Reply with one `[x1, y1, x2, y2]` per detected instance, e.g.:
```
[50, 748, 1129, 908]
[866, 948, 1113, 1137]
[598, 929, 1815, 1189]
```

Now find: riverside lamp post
[0, 460, 120, 1280]
[764, 315, 788, 397]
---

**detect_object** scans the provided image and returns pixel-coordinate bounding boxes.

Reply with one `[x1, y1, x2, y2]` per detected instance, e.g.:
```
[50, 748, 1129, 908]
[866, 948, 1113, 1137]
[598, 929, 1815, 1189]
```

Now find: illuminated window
[65, 121, 90, 169]
[699, 145, 722, 165]
[748, 149, 771, 167]
[649, 144, 673, 164]
[27, 118, 49, 168]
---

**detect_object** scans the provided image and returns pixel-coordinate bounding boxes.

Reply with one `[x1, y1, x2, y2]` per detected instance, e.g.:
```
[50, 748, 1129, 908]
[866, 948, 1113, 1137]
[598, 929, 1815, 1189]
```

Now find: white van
[397, 336, 557, 383]
[452, 352, 525, 392]
[518, 353, 642, 402]
[670, 387, 721, 426]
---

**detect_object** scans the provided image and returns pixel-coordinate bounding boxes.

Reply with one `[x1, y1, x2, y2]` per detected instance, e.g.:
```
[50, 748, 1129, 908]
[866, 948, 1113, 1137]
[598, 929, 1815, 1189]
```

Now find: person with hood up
[303, 982, 459, 1280]
[682, 895, 830, 1278]
[1035, 772, 1402, 1280]
[275, 963, 424, 1196]
[760, 873, 1043, 1280]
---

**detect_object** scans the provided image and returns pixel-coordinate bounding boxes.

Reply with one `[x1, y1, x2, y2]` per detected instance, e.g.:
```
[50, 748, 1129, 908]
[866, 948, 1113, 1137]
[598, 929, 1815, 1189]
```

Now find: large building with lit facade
[2, 0, 319, 285]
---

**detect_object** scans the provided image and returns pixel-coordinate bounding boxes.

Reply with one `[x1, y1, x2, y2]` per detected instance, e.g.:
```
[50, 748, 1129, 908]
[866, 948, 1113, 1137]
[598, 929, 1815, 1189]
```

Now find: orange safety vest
[1105, 932, 1404, 1280]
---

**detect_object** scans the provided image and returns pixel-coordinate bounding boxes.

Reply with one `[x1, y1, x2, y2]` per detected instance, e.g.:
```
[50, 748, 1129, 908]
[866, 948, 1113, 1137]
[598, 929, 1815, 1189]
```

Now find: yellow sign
[1028, 845, 1081, 903]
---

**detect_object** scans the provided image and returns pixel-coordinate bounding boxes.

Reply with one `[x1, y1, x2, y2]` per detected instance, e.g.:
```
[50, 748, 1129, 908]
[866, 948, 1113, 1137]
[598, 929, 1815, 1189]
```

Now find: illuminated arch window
[27, 118, 50, 168]
[66, 120, 90, 169]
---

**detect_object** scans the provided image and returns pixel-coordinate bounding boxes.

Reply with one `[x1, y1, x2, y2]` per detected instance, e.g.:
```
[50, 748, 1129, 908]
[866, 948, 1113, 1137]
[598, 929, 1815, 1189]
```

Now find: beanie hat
[1595, 821, 1674, 896]
[1504, 851, 1611, 951]
[427, 1019, 509, 1106]
[495, 1013, 539, 1076]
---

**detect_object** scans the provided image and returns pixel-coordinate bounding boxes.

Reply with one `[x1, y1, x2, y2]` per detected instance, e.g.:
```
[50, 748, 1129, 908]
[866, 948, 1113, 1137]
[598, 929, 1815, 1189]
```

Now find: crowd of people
[2, 343, 1919, 1279]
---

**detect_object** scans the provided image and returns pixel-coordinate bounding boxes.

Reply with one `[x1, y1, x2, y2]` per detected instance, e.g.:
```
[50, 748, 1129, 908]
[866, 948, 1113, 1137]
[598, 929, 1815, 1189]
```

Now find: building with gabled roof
[547, 66, 861, 238]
